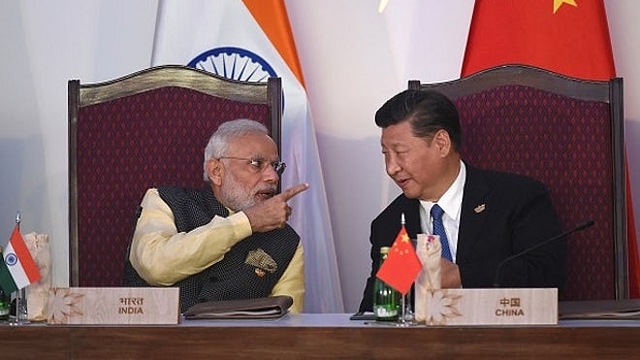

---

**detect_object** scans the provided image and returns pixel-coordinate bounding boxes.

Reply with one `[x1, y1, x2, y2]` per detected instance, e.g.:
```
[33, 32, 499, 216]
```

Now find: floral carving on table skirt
[48, 288, 85, 324]
[424, 290, 462, 325]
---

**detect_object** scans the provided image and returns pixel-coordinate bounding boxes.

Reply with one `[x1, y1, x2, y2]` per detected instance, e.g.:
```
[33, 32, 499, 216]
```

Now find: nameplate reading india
[47, 287, 180, 325]
[415, 288, 557, 325]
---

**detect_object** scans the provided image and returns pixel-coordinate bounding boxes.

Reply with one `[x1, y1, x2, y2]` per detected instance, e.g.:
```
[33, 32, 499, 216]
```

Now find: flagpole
[396, 213, 415, 327]
[10, 211, 29, 325]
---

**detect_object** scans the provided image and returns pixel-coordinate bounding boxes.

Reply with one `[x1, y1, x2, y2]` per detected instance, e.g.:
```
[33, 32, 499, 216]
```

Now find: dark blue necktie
[431, 204, 453, 261]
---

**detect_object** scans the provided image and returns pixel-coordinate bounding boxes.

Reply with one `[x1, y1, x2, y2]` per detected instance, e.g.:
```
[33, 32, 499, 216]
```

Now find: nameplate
[414, 288, 557, 325]
[47, 287, 180, 325]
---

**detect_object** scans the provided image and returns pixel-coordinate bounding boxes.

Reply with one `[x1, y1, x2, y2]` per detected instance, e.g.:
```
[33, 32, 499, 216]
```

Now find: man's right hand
[441, 258, 462, 288]
[243, 183, 309, 233]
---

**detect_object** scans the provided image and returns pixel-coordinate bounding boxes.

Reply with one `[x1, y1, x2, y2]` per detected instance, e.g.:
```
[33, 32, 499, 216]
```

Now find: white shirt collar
[419, 160, 466, 220]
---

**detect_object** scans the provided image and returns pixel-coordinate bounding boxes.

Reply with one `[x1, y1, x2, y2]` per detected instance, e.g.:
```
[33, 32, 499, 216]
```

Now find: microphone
[493, 220, 595, 287]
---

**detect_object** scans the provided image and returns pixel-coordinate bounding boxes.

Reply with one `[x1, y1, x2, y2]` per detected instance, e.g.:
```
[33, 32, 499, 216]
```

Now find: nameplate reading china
[415, 288, 557, 325]
[47, 287, 180, 325]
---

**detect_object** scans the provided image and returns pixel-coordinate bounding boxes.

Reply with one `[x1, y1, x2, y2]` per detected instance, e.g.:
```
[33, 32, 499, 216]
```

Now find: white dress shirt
[419, 160, 466, 262]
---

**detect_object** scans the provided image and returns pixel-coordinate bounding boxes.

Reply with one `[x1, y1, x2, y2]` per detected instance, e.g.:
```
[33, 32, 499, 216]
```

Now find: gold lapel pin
[254, 268, 266, 277]
[474, 204, 486, 213]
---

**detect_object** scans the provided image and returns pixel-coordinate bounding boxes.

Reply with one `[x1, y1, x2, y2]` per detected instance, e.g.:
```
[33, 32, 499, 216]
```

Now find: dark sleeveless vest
[123, 186, 300, 312]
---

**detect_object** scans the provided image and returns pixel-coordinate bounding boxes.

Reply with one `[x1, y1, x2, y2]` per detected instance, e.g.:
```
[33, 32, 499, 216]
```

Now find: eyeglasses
[217, 156, 286, 176]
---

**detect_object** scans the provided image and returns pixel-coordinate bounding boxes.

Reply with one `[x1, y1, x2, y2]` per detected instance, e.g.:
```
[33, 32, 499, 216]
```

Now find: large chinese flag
[461, 0, 640, 297]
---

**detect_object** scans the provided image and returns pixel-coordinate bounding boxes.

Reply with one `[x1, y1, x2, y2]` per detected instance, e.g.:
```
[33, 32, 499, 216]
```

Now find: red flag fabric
[462, 0, 640, 297]
[376, 227, 422, 295]
[461, 0, 614, 81]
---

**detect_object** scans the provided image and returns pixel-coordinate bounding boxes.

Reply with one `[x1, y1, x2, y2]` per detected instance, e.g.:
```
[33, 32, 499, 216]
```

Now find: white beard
[218, 171, 257, 211]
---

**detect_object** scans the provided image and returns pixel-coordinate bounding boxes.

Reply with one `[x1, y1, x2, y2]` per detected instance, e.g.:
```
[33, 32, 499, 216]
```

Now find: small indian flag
[0, 248, 18, 294]
[1, 225, 41, 293]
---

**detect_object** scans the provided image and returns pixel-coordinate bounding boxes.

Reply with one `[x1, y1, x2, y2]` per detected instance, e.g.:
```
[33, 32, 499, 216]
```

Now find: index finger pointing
[281, 183, 310, 201]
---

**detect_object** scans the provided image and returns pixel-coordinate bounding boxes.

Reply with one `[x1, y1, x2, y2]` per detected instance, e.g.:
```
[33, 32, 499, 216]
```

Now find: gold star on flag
[554, 0, 577, 14]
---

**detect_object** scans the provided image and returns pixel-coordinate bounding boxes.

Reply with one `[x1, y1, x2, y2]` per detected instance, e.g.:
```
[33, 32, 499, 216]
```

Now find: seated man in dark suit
[124, 119, 309, 313]
[359, 89, 565, 312]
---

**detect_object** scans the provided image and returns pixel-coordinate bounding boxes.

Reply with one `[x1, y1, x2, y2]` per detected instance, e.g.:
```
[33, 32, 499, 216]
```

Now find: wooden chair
[409, 64, 627, 300]
[68, 65, 282, 287]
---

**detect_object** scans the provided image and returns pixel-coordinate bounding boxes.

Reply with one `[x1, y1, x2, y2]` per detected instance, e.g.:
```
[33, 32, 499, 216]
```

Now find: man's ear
[206, 158, 223, 186]
[432, 129, 452, 156]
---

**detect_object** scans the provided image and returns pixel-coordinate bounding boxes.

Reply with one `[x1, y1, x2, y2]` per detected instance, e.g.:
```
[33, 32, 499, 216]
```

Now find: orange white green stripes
[1, 225, 41, 293]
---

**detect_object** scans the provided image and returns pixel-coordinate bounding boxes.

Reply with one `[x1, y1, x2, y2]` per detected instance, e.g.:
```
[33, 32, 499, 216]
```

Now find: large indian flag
[151, 0, 343, 312]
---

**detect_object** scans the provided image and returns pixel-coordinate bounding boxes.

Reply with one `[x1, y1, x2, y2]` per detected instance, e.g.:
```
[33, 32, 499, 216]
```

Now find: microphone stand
[493, 220, 594, 287]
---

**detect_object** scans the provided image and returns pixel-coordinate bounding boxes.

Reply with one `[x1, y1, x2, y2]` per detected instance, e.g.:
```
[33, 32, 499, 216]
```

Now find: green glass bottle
[0, 247, 9, 321]
[0, 286, 8, 321]
[373, 246, 400, 321]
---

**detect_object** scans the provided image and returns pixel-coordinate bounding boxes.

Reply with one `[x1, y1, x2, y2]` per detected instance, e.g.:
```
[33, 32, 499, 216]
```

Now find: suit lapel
[403, 198, 422, 238]
[457, 166, 490, 263]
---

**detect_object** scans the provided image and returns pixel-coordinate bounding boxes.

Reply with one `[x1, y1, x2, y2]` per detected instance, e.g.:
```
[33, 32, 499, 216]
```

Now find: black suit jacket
[359, 165, 565, 312]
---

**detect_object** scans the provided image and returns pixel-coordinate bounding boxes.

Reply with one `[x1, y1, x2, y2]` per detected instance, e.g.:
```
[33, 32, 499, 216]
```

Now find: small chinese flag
[376, 226, 422, 295]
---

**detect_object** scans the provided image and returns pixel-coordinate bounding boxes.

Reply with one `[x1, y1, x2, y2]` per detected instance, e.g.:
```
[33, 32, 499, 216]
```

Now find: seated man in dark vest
[124, 119, 309, 313]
